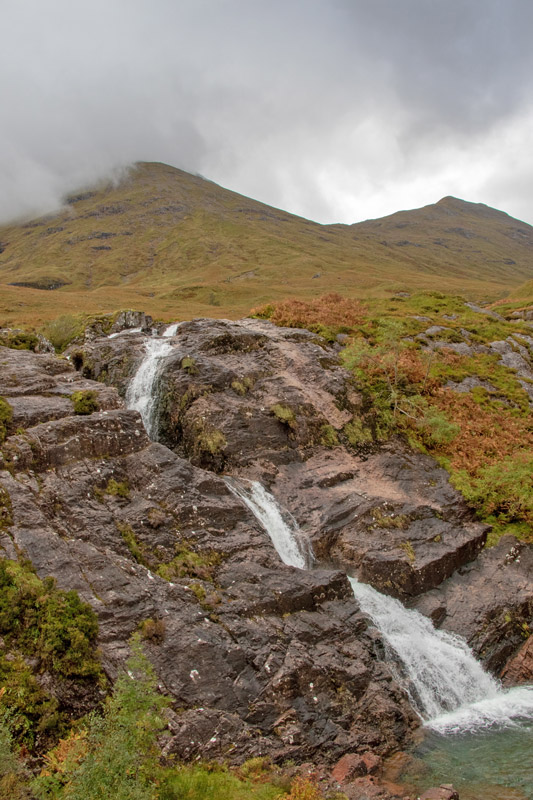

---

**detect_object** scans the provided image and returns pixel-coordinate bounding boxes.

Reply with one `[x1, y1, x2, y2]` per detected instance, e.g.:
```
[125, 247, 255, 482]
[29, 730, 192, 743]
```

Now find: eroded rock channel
[0, 316, 531, 770]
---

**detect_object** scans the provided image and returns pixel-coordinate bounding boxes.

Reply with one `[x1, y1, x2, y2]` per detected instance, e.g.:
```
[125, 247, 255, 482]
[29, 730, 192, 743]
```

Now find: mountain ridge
[1, 161, 532, 327]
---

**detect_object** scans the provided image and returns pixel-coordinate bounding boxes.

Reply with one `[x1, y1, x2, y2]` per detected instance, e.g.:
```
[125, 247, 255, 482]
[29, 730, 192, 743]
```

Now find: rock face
[0, 342, 419, 764]
[75, 318, 489, 600]
[414, 536, 533, 672]
[0, 344, 120, 431]
[501, 636, 533, 686]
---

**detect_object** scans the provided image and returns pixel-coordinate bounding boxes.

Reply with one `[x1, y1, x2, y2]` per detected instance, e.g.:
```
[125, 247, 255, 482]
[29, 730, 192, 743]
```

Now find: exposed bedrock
[0, 349, 419, 762]
[74, 317, 488, 599]
[414, 536, 533, 673]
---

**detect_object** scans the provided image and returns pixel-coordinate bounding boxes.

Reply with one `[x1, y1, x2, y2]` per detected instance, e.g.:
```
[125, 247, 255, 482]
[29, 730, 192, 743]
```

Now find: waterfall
[125, 322, 180, 439]
[348, 578, 533, 732]
[228, 480, 533, 734]
[224, 478, 313, 569]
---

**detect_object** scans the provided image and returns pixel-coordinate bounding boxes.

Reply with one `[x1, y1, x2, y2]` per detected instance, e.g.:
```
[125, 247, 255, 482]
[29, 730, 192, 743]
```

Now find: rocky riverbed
[1, 314, 532, 796]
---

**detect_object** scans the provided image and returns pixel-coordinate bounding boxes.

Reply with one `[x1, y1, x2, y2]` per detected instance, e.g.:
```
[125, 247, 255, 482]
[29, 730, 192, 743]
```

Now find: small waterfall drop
[348, 578, 533, 732]
[228, 480, 533, 734]
[224, 478, 313, 569]
[125, 322, 180, 439]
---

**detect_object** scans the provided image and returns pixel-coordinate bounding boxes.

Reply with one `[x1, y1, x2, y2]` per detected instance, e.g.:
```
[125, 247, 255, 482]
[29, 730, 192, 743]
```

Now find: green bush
[71, 391, 99, 415]
[41, 316, 84, 353]
[0, 559, 101, 681]
[0, 397, 13, 443]
[0, 559, 102, 749]
[159, 764, 283, 800]
[0, 330, 39, 351]
[452, 453, 533, 525]
[35, 637, 168, 800]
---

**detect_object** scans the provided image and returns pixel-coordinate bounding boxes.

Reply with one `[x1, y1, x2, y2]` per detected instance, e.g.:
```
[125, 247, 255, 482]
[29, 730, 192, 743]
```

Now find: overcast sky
[2, 0, 533, 226]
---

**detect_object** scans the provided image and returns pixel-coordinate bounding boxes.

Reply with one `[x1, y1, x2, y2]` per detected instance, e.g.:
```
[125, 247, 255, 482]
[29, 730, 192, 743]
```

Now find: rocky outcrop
[73, 318, 489, 600]
[414, 536, 533, 672]
[0, 344, 120, 432]
[0, 344, 419, 764]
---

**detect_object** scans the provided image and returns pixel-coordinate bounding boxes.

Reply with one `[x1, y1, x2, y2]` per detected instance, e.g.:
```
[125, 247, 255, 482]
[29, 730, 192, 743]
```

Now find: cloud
[1, 0, 533, 225]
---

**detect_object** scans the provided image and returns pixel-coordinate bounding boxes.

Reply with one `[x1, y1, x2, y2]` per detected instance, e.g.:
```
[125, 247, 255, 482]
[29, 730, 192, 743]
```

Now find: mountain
[1, 161, 533, 327]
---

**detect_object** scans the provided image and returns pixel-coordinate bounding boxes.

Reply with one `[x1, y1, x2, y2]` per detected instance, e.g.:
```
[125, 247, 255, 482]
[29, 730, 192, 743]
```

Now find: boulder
[419, 786, 459, 800]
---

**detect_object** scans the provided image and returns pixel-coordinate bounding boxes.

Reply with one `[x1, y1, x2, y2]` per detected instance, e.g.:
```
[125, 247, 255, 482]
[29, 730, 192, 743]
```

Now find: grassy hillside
[1, 162, 533, 327]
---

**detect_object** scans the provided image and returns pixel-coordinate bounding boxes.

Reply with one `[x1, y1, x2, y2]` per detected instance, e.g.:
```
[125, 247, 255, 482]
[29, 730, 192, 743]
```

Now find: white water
[125, 322, 180, 439]
[224, 478, 313, 569]
[348, 578, 533, 732]
[108, 327, 142, 338]
[228, 480, 533, 735]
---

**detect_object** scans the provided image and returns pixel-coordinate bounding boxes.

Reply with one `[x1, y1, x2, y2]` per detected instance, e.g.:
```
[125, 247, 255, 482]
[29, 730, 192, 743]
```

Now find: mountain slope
[1, 162, 533, 326]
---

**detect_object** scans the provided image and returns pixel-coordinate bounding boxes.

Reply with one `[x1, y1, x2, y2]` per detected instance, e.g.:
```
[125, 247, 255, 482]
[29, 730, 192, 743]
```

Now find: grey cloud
[1, 0, 533, 226]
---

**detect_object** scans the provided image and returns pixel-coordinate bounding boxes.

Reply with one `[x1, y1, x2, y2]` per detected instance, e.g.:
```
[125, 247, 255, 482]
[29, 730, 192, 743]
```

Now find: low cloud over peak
[2, 0, 533, 226]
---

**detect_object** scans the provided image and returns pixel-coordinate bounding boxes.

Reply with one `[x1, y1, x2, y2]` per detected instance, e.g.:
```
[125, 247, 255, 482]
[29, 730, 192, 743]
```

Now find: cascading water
[227, 479, 533, 737]
[125, 322, 180, 440]
[348, 578, 533, 733]
[224, 478, 313, 569]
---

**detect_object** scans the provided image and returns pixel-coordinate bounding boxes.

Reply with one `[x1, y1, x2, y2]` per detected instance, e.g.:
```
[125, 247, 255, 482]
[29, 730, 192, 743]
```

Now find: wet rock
[269, 447, 488, 599]
[0, 344, 120, 431]
[71, 318, 489, 599]
[501, 636, 533, 686]
[414, 536, 533, 672]
[419, 785, 459, 800]
[0, 344, 419, 763]
[331, 753, 367, 782]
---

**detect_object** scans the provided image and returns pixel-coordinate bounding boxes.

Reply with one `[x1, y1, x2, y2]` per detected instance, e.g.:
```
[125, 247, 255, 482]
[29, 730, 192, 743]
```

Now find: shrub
[0, 330, 39, 351]
[71, 390, 99, 415]
[41, 315, 84, 353]
[35, 636, 168, 800]
[252, 293, 366, 340]
[139, 618, 166, 644]
[0, 397, 13, 443]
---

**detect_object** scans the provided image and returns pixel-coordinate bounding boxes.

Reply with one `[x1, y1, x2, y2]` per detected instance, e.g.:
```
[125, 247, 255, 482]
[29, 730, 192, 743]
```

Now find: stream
[225, 478, 533, 799]
[127, 333, 533, 798]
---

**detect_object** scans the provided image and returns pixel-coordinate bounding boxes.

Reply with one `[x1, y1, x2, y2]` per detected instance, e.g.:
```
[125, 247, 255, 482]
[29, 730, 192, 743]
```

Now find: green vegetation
[0, 396, 13, 442]
[319, 424, 339, 447]
[231, 376, 255, 396]
[0, 330, 39, 351]
[70, 391, 99, 415]
[2, 162, 532, 332]
[0, 558, 102, 750]
[180, 356, 197, 374]
[138, 618, 166, 644]
[370, 507, 410, 530]
[156, 542, 221, 583]
[187, 419, 226, 469]
[399, 540, 416, 563]
[94, 478, 130, 500]
[0, 635, 330, 799]
[265, 291, 533, 545]
[116, 522, 148, 566]
[270, 403, 297, 429]
[41, 316, 84, 353]
[0, 486, 13, 530]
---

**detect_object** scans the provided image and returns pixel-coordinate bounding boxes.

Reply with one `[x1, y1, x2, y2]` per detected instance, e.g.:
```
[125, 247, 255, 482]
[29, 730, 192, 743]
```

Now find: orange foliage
[252, 293, 366, 332]
[285, 775, 324, 800]
[432, 390, 533, 474]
